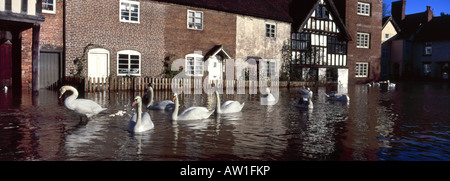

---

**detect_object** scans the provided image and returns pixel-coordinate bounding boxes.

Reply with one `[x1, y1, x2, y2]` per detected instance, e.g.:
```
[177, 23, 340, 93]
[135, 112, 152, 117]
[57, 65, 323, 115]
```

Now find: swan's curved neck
[147, 87, 154, 107]
[66, 86, 79, 102]
[136, 101, 142, 126]
[172, 95, 179, 121]
[215, 92, 221, 113]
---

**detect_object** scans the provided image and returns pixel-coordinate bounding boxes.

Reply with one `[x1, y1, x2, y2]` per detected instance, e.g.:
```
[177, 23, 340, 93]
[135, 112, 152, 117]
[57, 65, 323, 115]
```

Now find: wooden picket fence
[84, 76, 290, 93]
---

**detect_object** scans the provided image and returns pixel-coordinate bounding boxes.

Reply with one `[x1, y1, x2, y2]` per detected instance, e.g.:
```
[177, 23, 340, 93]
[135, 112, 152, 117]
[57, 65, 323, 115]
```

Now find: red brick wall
[21, 0, 64, 89]
[65, 0, 166, 77]
[343, 0, 382, 84]
[162, 3, 236, 63]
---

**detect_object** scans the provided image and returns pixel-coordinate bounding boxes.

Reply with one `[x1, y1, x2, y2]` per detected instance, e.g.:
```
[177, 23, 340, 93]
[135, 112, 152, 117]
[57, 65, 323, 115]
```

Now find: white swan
[326, 93, 350, 102]
[59, 85, 106, 118]
[261, 87, 276, 105]
[128, 96, 154, 133]
[387, 80, 396, 89]
[146, 86, 176, 111]
[214, 90, 245, 114]
[171, 93, 214, 121]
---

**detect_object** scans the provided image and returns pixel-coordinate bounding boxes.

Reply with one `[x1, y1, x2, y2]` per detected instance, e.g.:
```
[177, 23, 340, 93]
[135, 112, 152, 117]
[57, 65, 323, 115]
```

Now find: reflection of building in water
[298, 87, 348, 160]
[231, 93, 288, 160]
[341, 85, 386, 160]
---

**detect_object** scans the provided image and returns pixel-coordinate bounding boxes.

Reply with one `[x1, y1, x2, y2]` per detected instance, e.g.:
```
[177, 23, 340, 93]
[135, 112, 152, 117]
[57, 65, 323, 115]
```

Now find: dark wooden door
[0, 43, 12, 88]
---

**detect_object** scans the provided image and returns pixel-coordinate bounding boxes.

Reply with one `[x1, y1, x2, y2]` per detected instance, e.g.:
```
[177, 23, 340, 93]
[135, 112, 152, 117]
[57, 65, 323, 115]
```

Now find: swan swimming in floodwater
[215, 90, 245, 114]
[326, 93, 350, 102]
[171, 93, 214, 121]
[128, 96, 154, 133]
[145, 85, 176, 111]
[261, 87, 276, 105]
[59, 85, 106, 119]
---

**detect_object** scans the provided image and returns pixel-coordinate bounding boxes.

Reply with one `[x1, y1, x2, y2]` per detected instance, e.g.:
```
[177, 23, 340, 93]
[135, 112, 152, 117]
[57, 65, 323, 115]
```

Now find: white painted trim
[42, 0, 56, 14]
[119, 0, 140, 24]
[187, 9, 204, 30]
[117, 50, 141, 76]
[357, 2, 371, 16]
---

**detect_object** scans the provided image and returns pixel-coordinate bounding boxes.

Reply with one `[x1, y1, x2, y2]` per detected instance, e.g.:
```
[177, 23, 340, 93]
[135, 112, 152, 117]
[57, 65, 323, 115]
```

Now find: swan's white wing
[220, 101, 244, 113]
[140, 112, 154, 130]
[69, 99, 105, 117]
[179, 107, 213, 120]
[149, 100, 174, 110]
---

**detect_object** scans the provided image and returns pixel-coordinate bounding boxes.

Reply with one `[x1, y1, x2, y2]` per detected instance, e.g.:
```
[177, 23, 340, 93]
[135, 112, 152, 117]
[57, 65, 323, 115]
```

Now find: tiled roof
[153, 0, 293, 22]
[415, 15, 450, 42]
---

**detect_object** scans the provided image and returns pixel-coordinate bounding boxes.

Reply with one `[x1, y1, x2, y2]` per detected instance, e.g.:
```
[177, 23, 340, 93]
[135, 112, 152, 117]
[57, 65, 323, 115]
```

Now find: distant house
[412, 15, 450, 80]
[381, 16, 400, 79]
[382, 0, 434, 79]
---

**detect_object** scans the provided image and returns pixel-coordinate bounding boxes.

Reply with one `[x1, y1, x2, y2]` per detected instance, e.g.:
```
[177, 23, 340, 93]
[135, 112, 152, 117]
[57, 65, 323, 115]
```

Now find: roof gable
[290, 0, 351, 40]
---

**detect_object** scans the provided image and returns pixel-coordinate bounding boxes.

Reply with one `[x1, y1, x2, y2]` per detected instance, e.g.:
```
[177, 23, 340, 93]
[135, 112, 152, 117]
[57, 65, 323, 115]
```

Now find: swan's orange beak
[132, 101, 137, 107]
[172, 97, 176, 102]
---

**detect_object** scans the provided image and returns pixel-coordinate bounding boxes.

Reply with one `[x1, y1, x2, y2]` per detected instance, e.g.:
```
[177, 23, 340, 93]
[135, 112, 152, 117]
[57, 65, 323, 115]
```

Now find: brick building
[334, 0, 382, 84]
[65, 0, 166, 79]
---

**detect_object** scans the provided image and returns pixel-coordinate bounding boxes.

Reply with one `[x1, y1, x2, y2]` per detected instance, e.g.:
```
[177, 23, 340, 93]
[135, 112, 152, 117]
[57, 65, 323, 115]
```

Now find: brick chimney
[392, 0, 406, 22]
[426, 6, 434, 22]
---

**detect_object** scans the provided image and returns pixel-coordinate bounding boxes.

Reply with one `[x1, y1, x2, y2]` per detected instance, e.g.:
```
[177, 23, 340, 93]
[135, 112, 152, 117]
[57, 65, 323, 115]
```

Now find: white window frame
[42, 0, 56, 14]
[266, 22, 276, 38]
[120, 0, 140, 23]
[355, 62, 369, 78]
[356, 32, 370, 48]
[187, 10, 203, 30]
[357, 2, 371, 16]
[185, 53, 204, 76]
[117, 50, 141, 76]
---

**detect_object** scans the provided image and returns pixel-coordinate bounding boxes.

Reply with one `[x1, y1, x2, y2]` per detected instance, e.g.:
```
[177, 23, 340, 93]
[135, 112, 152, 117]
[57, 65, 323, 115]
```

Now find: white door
[207, 57, 222, 81]
[88, 48, 110, 82]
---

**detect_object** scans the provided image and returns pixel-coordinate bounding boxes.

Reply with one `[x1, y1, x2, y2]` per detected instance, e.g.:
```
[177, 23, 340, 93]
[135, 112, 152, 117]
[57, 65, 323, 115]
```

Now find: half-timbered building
[290, 0, 351, 84]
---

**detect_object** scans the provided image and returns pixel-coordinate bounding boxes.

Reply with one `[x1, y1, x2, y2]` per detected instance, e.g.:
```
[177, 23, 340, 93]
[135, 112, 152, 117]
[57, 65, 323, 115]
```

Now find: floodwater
[0, 82, 449, 161]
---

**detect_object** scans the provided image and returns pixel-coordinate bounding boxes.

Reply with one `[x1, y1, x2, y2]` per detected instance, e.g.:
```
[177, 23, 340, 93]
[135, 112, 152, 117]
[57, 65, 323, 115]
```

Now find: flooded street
[0, 82, 449, 161]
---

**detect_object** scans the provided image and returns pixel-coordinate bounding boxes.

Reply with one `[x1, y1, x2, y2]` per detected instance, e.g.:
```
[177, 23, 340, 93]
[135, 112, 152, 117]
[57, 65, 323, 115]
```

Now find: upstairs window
[117, 50, 141, 76]
[120, 0, 140, 23]
[356, 32, 370, 48]
[42, 0, 56, 14]
[187, 10, 203, 30]
[316, 5, 329, 19]
[266, 23, 276, 38]
[292, 33, 311, 51]
[327, 36, 347, 54]
[424, 42, 432, 55]
[357, 2, 371, 16]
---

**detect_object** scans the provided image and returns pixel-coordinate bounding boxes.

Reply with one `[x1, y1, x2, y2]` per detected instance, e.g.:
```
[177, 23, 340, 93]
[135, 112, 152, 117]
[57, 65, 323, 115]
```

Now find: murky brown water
[0, 82, 449, 161]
